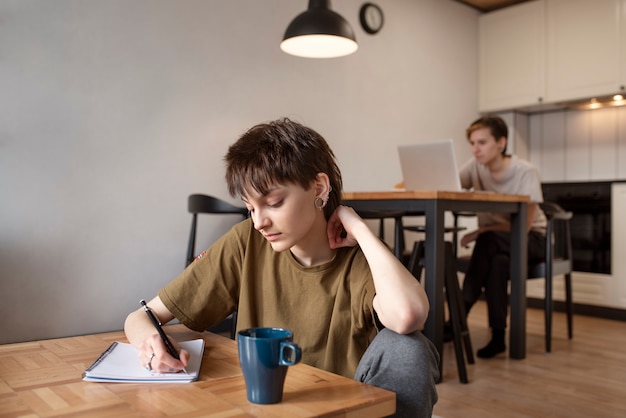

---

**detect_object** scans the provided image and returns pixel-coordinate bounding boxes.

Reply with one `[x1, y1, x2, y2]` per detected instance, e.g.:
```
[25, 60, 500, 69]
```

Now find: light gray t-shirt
[459, 155, 547, 233]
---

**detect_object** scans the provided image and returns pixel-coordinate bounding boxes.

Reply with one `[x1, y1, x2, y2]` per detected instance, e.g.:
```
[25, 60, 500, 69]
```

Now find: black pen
[140, 299, 188, 374]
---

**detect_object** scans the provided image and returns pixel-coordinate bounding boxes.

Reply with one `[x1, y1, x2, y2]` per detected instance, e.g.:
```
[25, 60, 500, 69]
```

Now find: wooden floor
[433, 300, 626, 418]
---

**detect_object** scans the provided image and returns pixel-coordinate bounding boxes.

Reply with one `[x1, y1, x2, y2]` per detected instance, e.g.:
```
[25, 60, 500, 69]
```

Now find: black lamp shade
[280, 0, 358, 58]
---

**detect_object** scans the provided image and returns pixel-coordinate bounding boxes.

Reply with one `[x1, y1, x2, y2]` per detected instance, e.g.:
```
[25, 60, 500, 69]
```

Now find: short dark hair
[224, 118, 342, 219]
[466, 116, 508, 155]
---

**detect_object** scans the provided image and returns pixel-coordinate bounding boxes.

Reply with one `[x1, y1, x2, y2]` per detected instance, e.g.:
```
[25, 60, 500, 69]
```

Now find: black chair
[529, 201, 574, 352]
[358, 211, 410, 259]
[186, 194, 248, 338]
[186, 194, 248, 266]
[455, 201, 574, 353]
[407, 241, 474, 384]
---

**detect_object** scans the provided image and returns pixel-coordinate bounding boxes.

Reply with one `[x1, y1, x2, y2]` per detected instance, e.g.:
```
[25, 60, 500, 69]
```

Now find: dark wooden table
[343, 190, 529, 363]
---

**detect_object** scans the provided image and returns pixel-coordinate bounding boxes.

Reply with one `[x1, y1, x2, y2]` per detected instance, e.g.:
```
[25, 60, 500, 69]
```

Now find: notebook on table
[83, 339, 204, 383]
[397, 139, 462, 191]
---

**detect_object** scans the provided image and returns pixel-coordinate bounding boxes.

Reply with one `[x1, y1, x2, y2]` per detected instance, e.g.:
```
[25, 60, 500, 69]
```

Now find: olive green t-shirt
[159, 219, 377, 378]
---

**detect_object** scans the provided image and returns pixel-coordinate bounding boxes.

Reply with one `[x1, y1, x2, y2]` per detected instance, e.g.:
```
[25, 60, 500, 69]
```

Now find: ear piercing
[314, 186, 332, 209]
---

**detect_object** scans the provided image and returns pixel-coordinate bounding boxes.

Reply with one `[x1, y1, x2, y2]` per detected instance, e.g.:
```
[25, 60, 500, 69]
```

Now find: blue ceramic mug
[237, 327, 302, 404]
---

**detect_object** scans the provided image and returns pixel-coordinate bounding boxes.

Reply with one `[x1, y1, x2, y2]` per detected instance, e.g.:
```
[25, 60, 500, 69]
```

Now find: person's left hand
[327, 205, 360, 249]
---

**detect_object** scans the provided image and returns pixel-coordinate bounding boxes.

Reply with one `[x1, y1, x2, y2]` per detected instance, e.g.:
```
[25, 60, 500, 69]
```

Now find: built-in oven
[542, 182, 612, 275]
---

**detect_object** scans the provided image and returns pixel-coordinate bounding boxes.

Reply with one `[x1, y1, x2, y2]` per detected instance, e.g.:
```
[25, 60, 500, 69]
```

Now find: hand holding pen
[140, 299, 188, 374]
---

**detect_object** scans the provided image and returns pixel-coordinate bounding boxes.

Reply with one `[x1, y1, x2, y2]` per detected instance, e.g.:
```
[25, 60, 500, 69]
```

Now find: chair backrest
[530, 201, 573, 278]
[186, 194, 248, 266]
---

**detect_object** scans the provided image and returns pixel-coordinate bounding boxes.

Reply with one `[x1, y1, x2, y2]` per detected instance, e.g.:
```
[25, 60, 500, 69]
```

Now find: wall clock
[359, 3, 384, 35]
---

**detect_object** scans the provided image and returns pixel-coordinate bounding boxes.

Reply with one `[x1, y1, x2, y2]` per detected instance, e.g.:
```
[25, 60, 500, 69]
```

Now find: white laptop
[397, 139, 462, 191]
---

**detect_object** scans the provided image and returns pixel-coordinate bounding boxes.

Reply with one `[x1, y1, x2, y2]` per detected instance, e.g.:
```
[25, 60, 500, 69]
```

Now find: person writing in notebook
[124, 118, 439, 417]
[458, 115, 547, 358]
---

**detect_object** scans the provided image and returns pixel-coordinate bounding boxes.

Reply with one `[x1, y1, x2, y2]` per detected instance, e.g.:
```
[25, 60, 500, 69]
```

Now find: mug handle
[279, 341, 302, 366]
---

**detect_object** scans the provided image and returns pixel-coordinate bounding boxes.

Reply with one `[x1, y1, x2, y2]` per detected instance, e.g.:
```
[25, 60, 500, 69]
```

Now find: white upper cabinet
[480, 0, 625, 112]
[546, 0, 621, 103]
[479, 1, 545, 112]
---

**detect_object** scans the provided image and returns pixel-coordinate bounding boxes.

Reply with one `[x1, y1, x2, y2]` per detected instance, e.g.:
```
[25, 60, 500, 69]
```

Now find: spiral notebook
[83, 339, 205, 383]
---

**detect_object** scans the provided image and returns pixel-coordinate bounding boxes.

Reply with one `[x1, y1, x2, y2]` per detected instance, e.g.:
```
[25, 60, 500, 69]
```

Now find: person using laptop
[124, 118, 440, 417]
[458, 115, 547, 359]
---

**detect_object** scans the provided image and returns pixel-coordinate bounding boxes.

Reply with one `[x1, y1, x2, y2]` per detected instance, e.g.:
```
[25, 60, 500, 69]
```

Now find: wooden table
[0, 325, 395, 417]
[343, 190, 529, 362]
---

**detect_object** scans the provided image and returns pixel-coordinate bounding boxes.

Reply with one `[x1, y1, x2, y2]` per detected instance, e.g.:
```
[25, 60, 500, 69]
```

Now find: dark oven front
[542, 181, 612, 275]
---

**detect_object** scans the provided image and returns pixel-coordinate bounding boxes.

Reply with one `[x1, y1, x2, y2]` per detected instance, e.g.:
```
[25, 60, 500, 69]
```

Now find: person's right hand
[460, 229, 480, 248]
[138, 333, 190, 373]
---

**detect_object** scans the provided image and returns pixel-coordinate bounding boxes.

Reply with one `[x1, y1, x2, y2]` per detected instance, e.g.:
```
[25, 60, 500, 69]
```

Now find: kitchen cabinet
[480, 0, 625, 113]
[611, 183, 626, 309]
[545, 0, 621, 103]
[528, 107, 623, 183]
[479, 0, 545, 112]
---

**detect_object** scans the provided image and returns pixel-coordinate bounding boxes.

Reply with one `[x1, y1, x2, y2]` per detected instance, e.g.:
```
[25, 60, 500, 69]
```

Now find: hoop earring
[314, 196, 327, 209]
[314, 185, 332, 209]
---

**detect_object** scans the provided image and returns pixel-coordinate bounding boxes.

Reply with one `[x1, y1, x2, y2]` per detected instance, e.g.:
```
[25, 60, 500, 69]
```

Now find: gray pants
[355, 328, 440, 417]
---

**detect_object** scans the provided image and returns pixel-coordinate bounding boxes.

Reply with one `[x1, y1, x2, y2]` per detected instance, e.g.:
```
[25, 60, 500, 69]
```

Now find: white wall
[0, 0, 479, 343]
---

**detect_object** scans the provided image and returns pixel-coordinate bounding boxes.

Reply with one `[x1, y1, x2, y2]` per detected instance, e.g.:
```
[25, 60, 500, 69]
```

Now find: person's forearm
[352, 221, 429, 334]
[124, 309, 160, 347]
[478, 203, 536, 235]
[479, 222, 510, 234]
[124, 296, 176, 347]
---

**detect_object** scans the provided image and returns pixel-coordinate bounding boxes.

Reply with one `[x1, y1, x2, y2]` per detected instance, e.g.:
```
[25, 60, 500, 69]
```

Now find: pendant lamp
[280, 0, 358, 59]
